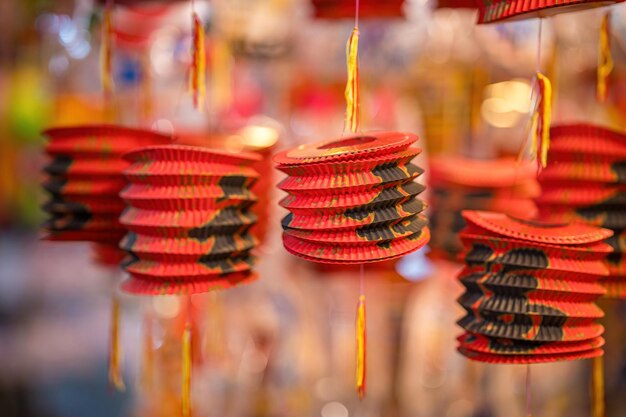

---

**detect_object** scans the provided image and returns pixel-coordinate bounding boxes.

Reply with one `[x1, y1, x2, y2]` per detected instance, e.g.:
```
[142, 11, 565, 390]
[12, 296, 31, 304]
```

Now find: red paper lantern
[428, 156, 538, 259]
[274, 132, 430, 264]
[536, 123, 626, 298]
[311, 0, 406, 19]
[476, 0, 623, 24]
[457, 210, 612, 363]
[119, 145, 261, 295]
[436, 0, 477, 9]
[42, 124, 172, 263]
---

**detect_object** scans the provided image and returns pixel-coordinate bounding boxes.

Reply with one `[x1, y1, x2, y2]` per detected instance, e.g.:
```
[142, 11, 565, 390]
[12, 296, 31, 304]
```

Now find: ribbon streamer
[344, 27, 360, 133]
[597, 12, 613, 103]
[355, 294, 366, 399]
[592, 355, 605, 417]
[527, 72, 552, 168]
[108, 295, 125, 391]
[189, 12, 206, 110]
[100, 3, 113, 97]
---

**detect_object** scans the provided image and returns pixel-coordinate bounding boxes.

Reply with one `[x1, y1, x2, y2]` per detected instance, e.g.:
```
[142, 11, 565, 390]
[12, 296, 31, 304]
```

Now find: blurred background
[1, 0, 626, 416]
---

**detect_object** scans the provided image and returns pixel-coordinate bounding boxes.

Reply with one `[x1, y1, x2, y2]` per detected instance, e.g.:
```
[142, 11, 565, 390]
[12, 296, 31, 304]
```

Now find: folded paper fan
[274, 132, 430, 264]
[536, 123, 626, 298]
[120, 145, 261, 295]
[456, 210, 611, 364]
[477, 0, 623, 24]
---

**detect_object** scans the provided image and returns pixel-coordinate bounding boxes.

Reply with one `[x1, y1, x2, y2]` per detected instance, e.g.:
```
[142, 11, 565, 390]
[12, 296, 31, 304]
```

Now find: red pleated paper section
[41, 124, 172, 263]
[477, 0, 623, 24]
[274, 131, 429, 264]
[119, 145, 261, 295]
[428, 156, 539, 259]
[536, 123, 626, 298]
[311, 0, 406, 19]
[456, 210, 611, 364]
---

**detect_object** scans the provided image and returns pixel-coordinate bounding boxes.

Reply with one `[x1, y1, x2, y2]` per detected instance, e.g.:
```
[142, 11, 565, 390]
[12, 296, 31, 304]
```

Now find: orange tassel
[523, 72, 552, 168]
[189, 12, 206, 110]
[355, 295, 366, 399]
[100, 3, 113, 97]
[211, 39, 233, 114]
[597, 12, 613, 103]
[140, 313, 154, 392]
[345, 27, 360, 133]
[182, 321, 192, 417]
[108, 295, 125, 391]
[592, 356, 605, 417]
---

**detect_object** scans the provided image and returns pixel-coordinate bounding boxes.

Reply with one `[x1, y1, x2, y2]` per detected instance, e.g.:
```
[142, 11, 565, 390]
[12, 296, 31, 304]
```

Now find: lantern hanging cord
[536, 19, 542, 73]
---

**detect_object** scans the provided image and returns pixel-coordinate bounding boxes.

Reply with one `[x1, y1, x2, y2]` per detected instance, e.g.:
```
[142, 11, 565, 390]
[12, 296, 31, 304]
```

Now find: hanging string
[521, 19, 552, 169]
[108, 292, 125, 391]
[592, 356, 605, 417]
[182, 295, 193, 417]
[597, 12, 613, 103]
[189, 0, 206, 110]
[356, 263, 366, 400]
[101, 0, 114, 99]
[344, 0, 360, 133]
[525, 364, 532, 417]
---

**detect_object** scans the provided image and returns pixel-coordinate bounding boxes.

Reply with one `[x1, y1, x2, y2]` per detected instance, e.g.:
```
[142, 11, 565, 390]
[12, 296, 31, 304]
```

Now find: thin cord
[526, 364, 532, 417]
[359, 263, 364, 296]
[355, 0, 360, 28]
[536, 19, 543, 73]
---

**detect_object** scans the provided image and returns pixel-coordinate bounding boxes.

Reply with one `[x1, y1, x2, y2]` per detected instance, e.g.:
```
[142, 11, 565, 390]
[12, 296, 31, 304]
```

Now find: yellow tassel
[140, 53, 153, 123]
[140, 313, 154, 392]
[527, 72, 552, 168]
[108, 295, 125, 391]
[345, 27, 360, 133]
[597, 12, 613, 103]
[211, 39, 233, 113]
[355, 295, 366, 400]
[592, 356, 605, 417]
[182, 321, 192, 417]
[189, 12, 206, 110]
[100, 3, 113, 97]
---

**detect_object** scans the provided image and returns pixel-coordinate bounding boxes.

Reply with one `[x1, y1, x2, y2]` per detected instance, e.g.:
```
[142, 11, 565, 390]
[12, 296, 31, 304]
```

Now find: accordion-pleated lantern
[536, 124, 626, 298]
[41, 125, 171, 265]
[119, 145, 261, 295]
[477, 0, 623, 24]
[311, 0, 406, 18]
[428, 156, 538, 259]
[457, 210, 612, 364]
[274, 132, 430, 264]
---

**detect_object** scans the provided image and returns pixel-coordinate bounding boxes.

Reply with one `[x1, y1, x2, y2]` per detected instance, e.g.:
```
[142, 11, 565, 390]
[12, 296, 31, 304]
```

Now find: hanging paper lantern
[476, 0, 623, 24]
[42, 125, 172, 260]
[435, 0, 477, 9]
[311, 0, 406, 19]
[428, 156, 538, 259]
[119, 144, 261, 295]
[41, 124, 172, 390]
[274, 132, 430, 264]
[457, 210, 611, 363]
[536, 123, 626, 298]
